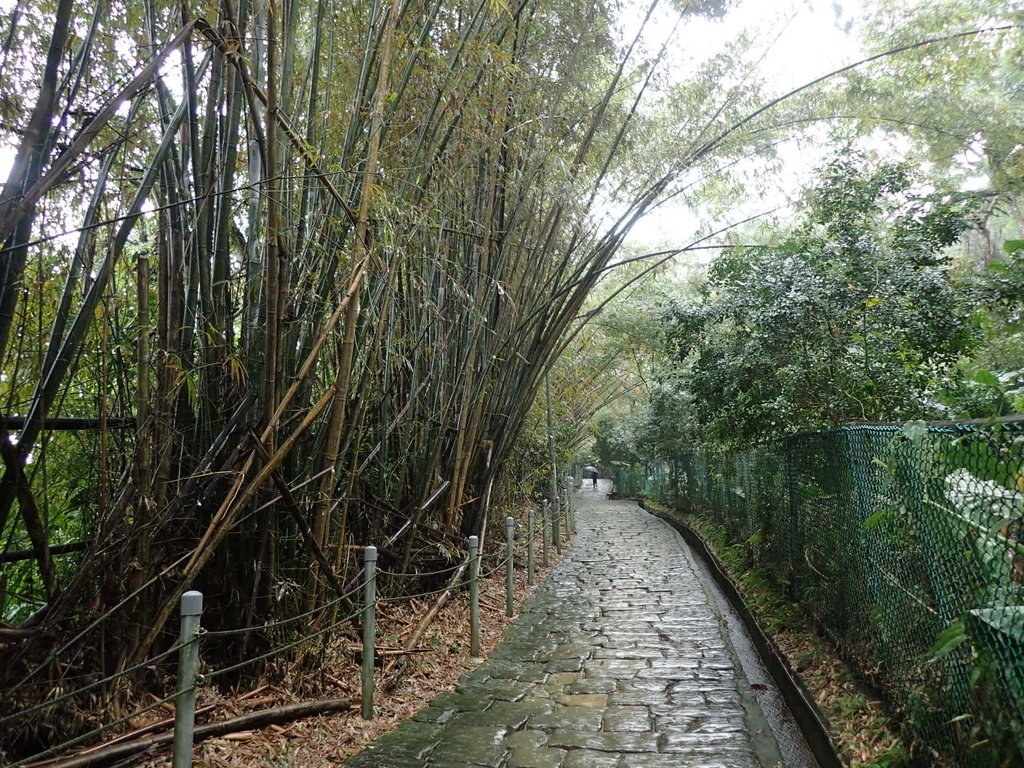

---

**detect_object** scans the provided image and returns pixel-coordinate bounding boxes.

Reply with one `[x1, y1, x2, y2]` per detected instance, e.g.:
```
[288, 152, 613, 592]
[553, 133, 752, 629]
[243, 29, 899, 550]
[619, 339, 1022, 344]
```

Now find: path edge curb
[641, 500, 847, 768]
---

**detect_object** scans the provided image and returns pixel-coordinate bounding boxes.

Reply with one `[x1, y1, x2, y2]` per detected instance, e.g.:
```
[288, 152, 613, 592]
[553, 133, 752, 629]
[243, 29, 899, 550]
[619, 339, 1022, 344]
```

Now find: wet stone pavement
[346, 484, 784, 768]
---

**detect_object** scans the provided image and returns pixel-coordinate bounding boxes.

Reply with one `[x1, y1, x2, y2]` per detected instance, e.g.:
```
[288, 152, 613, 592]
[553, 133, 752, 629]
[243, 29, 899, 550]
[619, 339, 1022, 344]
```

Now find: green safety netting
[620, 420, 1024, 767]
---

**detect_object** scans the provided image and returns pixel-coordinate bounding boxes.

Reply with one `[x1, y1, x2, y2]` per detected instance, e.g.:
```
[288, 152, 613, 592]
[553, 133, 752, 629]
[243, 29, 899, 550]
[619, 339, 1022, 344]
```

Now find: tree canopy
[659, 154, 980, 447]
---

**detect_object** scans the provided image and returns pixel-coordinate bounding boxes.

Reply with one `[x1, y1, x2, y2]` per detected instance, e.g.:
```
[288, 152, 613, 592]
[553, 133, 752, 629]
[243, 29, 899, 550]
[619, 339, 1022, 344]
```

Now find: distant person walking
[584, 465, 599, 489]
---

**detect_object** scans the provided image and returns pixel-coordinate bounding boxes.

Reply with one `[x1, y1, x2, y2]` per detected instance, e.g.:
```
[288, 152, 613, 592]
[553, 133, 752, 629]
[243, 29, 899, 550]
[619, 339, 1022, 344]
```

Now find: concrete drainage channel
[644, 503, 846, 768]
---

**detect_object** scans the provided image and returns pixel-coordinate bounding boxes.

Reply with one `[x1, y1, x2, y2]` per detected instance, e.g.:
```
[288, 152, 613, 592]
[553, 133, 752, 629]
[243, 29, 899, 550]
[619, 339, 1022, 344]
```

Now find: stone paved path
[346, 484, 785, 768]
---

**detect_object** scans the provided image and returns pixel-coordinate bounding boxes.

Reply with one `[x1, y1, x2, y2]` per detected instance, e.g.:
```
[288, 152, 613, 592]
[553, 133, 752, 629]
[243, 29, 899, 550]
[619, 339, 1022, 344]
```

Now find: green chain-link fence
[619, 420, 1024, 767]
[614, 463, 669, 498]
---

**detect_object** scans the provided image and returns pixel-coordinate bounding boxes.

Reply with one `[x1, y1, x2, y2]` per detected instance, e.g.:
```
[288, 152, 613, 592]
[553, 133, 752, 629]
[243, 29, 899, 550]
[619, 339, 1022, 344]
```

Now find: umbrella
[583, 465, 599, 475]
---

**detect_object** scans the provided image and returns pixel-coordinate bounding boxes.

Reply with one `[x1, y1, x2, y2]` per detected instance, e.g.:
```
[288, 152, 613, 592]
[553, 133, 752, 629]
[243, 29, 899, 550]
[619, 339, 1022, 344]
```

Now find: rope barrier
[376, 581, 467, 604]
[378, 558, 467, 580]
[204, 605, 365, 683]
[479, 551, 513, 580]
[7, 685, 188, 767]
[480, 544, 510, 561]
[3, 526, 539, 764]
[203, 576, 369, 639]
[0, 643, 180, 728]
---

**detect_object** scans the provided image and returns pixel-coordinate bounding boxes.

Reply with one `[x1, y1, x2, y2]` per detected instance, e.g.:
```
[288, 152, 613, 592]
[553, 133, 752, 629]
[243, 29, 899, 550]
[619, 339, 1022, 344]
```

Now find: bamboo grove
[0, 0, 749, 745]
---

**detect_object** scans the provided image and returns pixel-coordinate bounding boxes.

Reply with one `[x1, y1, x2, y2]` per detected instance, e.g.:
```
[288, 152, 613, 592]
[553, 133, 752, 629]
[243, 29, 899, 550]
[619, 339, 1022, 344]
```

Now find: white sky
[620, 0, 865, 251]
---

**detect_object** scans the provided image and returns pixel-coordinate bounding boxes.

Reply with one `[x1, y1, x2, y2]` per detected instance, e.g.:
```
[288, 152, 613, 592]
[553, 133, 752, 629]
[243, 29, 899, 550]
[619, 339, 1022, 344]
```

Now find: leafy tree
[661, 153, 980, 446]
[852, 0, 1023, 196]
[941, 237, 1024, 416]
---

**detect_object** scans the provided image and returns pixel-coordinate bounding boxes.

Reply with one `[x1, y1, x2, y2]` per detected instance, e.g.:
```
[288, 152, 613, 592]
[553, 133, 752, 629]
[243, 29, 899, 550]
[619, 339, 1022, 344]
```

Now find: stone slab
[343, 496, 783, 767]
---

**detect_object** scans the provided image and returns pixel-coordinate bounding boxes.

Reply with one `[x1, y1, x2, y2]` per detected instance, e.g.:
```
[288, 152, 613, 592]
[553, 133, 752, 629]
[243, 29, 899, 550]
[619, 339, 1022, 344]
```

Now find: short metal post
[505, 517, 515, 617]
[560, 489, 567, 538]
[541, 499, 549, 567]
[173, 590, 203, 768]
[553, 494, 561, 555]
[361, 545, 377, 720]
[527, 507, 535, 585]
[469, 536, 480, 657]
[566, 478, 574, 534]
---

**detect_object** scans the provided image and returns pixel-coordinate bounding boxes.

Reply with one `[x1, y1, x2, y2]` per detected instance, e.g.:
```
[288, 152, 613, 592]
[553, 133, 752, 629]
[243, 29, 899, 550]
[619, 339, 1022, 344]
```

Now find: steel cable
[203, 576, 369, 639]
[0, 643, 180, 728]
[203, 605, 365, 683]
[377, 558, 467, 580]
[8, 685, 188, 767]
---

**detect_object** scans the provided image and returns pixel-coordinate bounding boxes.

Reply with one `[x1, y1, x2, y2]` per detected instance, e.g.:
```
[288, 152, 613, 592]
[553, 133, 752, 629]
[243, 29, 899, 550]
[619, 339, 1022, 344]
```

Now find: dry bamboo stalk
[382, 559, 469, 690]
[309, 0, 402, 584]
[24, 698, 354, 768]
[135, 388, 335, 661]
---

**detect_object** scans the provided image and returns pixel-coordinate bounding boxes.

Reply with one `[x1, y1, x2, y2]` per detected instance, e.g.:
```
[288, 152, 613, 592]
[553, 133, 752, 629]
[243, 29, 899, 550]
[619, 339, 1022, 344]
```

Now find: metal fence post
[541, 499, 549, 567]
[566, 477, 574, 534]
[469, 535, 480, 657]
[566, 494, 573, 534]
[505, 517, 515, 617]
[553, 493, 561, 555]
[527, 506, 535, 585]
[362, 545, 377, 720]
[172, 590, 203, 768]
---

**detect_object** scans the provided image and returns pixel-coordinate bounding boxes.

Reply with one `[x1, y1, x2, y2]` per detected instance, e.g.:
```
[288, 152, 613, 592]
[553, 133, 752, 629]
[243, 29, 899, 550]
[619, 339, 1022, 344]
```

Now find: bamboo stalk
[23, 698, 354, 768]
